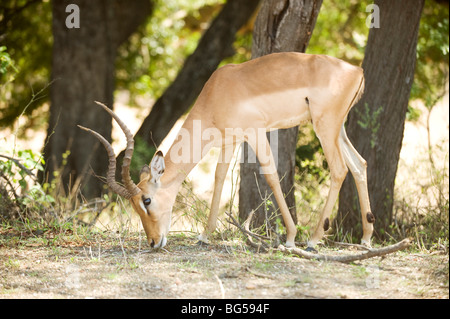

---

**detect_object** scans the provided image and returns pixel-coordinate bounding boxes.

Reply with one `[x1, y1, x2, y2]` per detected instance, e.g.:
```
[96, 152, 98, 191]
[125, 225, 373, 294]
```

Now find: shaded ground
[0, 230, 448, 299]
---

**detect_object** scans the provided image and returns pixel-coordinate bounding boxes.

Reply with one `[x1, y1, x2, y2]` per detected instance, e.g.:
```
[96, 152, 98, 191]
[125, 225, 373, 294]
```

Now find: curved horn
[77, 125, 135, 198]
[77, 101, 141, 198]
[94, 101, 140, 197]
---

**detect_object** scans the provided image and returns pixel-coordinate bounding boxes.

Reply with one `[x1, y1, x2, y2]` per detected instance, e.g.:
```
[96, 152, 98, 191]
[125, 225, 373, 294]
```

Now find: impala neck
[159, 110, 212, 196]
[160, 153, 199, 190]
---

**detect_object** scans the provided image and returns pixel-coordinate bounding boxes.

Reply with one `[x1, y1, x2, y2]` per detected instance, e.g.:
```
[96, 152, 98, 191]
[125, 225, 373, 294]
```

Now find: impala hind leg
[307, 125, 348, 250]
[198, 143, 237, 244]
[246, 135, 297, 248]
[339, 125, 374, 246]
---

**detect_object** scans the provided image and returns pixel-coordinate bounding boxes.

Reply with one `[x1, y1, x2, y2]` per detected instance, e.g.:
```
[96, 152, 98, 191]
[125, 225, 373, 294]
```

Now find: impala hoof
[305, 246, 318, 253]
[197, 233, 209, 244]
[285, 240, 296, 248]
[361, 239, 372, 248]
[196, 240, 209, 247]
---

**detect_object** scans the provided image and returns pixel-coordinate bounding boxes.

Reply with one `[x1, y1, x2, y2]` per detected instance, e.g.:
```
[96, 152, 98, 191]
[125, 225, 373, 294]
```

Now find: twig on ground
[245, 266, 275, 279]
[243, 210, 271, 241]
[277, 238, 412, 263]
[214, 274, 225, 299]
[225, 211, 269, 252]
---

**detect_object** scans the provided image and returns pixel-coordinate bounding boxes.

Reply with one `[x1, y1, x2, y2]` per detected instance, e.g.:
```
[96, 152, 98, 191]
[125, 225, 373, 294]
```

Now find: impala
[79, 52, 374, 250]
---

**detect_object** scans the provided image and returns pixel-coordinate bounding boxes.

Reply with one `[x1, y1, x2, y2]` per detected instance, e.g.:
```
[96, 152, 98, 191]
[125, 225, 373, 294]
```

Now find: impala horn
[78, 101, 141, 199]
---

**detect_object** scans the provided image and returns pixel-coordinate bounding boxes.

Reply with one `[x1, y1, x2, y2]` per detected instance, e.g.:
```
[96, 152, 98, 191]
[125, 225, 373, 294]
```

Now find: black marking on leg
[305, 97, 310, 105]
[367, 212, 375, 223]
[305, 246, 318, 253]
[323, 217, 330, 231]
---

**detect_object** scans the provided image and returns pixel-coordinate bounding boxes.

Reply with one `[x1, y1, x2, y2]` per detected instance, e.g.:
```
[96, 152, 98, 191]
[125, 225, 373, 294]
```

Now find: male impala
[79, 52, 374, 250]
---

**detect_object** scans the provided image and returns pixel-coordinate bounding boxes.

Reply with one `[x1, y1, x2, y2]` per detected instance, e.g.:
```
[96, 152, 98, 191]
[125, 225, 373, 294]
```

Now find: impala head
[78, 102, 170, 248]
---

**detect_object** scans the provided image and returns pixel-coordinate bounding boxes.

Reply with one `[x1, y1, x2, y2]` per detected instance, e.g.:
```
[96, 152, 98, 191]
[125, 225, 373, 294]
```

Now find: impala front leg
[246, 134, 297, 248]
[198, 143, 237, 244]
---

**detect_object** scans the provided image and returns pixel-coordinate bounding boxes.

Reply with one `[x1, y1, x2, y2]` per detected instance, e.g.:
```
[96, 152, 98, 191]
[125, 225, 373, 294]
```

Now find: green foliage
[0, 149, 43, 189]
[0, 0, 52, 129]
[411, 0, 449, 110]
[116, 0, 225, 104]
[0, 147, 54, 221]
[406, 104, 422, 122]
[0, 46, 18, 81]
[295, 126, 328, 186]
[307, 0, 369, 64]
[0, 143, 119, 245]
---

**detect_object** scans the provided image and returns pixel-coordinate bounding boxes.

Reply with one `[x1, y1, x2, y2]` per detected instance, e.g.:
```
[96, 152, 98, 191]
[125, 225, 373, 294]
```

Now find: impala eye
[143, 198, 151, 206]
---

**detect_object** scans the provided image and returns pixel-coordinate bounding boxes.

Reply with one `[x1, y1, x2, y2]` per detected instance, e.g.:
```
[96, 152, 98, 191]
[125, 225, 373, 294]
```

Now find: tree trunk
[337, 0, 424, 241]
[43, 0, 151, 197]
[239, 0, 323, 234]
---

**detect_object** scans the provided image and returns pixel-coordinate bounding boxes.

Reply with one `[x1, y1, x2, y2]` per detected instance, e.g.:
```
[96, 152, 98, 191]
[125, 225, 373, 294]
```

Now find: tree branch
[0, 154, 37, 180]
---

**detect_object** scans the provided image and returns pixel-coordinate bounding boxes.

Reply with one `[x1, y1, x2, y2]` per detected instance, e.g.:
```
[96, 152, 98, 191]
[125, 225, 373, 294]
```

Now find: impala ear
[150, 151, 165, 184]
[139, 164, 151, 183]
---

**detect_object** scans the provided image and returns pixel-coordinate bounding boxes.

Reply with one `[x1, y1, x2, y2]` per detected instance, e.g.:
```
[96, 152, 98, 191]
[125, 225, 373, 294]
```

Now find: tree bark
[239, 0, 323, 234]
[43, 0, 151, 197]
[337, 0, 424, 240]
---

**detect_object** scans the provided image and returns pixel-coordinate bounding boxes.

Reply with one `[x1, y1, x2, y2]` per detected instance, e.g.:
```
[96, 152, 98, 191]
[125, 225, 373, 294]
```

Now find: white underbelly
[267, 112, 311, 130]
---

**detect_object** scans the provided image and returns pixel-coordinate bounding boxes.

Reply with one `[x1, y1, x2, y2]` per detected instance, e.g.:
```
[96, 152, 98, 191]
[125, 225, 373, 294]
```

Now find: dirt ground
[0, 230, 448, 299]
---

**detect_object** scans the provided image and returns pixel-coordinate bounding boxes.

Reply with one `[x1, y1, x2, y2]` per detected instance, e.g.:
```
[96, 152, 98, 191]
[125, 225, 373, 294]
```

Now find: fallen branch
[325, 238, 371, 251]
[277, 238, 412, 263]
[226, 211, 412, 263]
